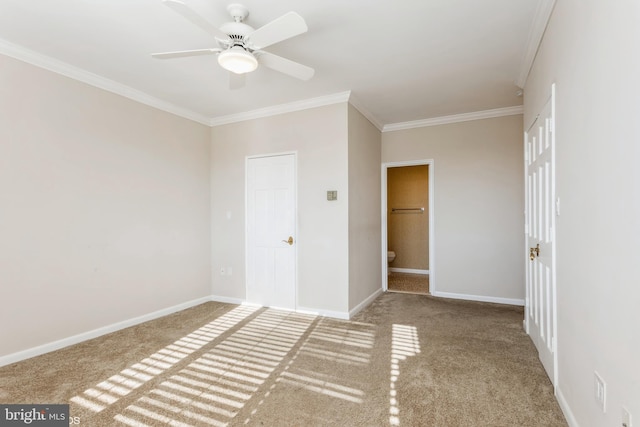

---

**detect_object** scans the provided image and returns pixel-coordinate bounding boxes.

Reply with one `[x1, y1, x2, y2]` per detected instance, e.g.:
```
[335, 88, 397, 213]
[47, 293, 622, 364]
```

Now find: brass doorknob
[282, 236, 294, 246]
[529, 243, 540, 261]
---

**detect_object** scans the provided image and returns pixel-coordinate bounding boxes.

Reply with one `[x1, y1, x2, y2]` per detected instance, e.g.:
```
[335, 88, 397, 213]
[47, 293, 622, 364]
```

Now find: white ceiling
[0, 0, 543, 128]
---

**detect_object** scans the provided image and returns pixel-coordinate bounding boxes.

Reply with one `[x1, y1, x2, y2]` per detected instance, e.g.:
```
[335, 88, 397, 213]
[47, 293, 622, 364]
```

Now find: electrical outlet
[622, 407, 632, 427]
[594, 371, 606, 413]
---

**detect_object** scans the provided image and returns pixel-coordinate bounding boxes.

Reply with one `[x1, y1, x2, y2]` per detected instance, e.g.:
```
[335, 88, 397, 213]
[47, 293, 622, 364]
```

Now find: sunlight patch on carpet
[389, 324, 421, 425]
[70, 305, 259, 414]
[117, 310, 315, 426]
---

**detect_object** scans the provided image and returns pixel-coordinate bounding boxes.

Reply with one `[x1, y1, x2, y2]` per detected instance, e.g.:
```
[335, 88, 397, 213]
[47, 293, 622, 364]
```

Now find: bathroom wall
[387, 165, 429, 271]
[382, 115, 524, 302]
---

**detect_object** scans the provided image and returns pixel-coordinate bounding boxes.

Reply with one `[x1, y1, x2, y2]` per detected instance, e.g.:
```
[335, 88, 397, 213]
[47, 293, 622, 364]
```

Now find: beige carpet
[0, 293, 567, 426]
[388, 272, 429, 294]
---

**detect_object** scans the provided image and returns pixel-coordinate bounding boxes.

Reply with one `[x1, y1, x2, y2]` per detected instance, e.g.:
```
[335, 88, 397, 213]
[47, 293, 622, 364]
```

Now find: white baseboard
[432, 291, 524, 306]
[211, 295, 351, 320]
[210, 295, 245, 305]
[349, 288, 384, 318]
[389, 268, 429, 275]
[210, 295, 351, 320]
[295, 306, 350, 320]
[0, 295, 212, 368]
[556, 386, 579, 427]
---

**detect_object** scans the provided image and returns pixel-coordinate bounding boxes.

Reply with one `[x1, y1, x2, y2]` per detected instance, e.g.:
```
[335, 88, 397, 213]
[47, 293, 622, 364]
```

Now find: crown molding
[209, 91, 352, 127]
[1, 37, 528, 132]
[382, 105, 524, 132]
[0, 38, 211, 126]
[348, 94, 383, 131]
[515, 0, 557, 88]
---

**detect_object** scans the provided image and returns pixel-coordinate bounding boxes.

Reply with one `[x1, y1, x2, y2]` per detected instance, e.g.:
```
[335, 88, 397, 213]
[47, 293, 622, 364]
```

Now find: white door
[525, 85, 557, 387]
[246, 154, 296, 310]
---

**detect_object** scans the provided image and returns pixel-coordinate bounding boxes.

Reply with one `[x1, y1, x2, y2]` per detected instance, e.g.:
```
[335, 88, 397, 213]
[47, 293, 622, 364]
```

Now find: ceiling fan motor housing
[218, 22, 254, 47]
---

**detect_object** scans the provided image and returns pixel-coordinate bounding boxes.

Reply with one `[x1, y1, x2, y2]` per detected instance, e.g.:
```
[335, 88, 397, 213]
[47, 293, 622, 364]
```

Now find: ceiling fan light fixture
[218, 46, 258, 74]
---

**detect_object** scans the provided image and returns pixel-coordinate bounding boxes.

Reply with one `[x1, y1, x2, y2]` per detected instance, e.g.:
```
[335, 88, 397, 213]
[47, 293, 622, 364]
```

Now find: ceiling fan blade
[162, 0, 230, 42]
[256, 51, 314, 81]
[151, 48, 221, 59]
[245, 11, 308, 50]
[229, 72, 246, 90]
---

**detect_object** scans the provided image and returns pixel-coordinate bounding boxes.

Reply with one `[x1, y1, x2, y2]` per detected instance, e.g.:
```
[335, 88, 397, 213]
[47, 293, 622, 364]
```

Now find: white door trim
[245, 151, 298, 310]
[381, 159, 435, 293]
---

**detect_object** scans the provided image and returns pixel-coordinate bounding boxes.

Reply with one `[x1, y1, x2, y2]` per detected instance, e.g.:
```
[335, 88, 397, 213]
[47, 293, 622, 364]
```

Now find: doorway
[382, 160, 435, 295]
[246, 153, 297, 310]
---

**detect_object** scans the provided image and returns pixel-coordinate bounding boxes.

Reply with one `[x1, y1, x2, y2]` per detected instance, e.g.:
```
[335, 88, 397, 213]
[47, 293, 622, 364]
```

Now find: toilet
[387, 251, 396, 274]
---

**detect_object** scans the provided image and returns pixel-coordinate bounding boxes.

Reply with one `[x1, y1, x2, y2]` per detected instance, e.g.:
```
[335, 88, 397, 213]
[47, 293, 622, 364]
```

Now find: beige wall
[387, 165, 429, 270]
[382, 115, 524, 302]
[347, 104, 382, 312]
[524, 0, 640, 424]
[210, 104, 351, 315]
[0, 54, 212, 358]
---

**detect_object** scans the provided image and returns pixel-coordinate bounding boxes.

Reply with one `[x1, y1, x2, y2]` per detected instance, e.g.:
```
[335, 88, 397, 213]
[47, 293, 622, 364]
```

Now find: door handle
[529, 243, 540, 261]
[282, 236, 294, 246]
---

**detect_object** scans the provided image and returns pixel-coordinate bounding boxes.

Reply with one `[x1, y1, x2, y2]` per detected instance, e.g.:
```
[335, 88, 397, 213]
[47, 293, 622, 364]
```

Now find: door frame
[381, 159, 435, 293]
[245, 151, 298, 310]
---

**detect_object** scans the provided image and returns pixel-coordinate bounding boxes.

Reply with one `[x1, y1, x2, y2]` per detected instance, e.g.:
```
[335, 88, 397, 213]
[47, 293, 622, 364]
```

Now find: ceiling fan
[152, 0, 314, 89]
